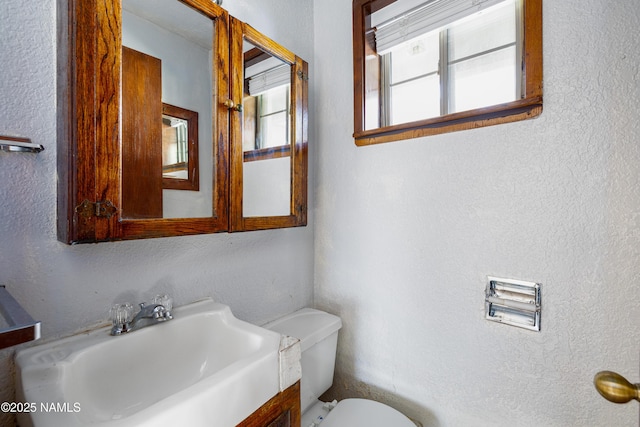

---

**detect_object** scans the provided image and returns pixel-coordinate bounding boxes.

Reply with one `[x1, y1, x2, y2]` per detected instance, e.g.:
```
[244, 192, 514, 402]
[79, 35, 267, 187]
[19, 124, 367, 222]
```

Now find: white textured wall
[314, 1, 640, 426]
[3, 0, 640, 426]
[0, 1, 313, 426]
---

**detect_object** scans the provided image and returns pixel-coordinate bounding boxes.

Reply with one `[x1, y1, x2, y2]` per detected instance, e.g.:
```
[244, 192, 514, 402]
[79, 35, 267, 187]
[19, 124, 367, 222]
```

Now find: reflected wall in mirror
[162, 103, 199, 192]
[122, 0, 214, 219]
[229, 18, 308, 231]
[241, 41, 292, 217]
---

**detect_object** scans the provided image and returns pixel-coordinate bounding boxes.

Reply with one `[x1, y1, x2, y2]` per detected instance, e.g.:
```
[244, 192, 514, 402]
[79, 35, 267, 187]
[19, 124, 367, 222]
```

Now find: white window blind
[374, 0, 508, 54]
[248, 64, 290, 96]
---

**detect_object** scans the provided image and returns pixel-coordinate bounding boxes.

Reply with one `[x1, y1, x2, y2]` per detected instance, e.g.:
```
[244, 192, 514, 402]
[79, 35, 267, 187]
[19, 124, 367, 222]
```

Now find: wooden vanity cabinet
[237, 382, 301, 427]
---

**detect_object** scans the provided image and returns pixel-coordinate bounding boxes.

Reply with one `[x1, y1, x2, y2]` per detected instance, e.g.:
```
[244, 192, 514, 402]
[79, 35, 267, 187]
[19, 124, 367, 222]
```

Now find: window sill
[354, 96, 543, 146]
[243, 144, 291, 162]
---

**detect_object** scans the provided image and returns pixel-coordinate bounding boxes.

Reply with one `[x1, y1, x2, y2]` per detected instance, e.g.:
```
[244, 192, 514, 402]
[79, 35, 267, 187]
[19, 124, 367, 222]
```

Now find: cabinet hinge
[75, 199, 118, 219]
[296, 70, 308, 81]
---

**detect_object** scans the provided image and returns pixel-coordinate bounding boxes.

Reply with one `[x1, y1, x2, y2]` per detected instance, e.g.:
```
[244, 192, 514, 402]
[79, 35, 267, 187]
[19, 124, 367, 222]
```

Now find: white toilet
[265, 308, 415, 427]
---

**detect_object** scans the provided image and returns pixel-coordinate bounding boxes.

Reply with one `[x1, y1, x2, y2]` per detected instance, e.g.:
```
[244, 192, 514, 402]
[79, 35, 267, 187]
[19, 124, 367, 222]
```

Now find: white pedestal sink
[15, 298, 282, 427]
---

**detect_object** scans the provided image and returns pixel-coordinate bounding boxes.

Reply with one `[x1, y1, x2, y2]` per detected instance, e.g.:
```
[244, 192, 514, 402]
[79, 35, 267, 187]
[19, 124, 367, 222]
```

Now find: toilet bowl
[264, 308, 415, 427]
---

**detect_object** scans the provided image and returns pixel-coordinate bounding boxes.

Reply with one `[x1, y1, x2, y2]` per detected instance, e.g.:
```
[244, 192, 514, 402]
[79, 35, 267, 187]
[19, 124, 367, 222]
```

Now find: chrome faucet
[110, 296, 173, 335]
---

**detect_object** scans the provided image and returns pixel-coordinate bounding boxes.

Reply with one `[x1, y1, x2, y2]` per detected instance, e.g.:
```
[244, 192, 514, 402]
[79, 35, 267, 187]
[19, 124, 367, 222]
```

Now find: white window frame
[379, 1, 523, 126]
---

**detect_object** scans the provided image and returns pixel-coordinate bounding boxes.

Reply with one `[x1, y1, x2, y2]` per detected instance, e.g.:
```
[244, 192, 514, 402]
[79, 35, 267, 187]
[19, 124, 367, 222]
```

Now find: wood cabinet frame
[57, 0, 307, 243]
[229, 18, 308, 232]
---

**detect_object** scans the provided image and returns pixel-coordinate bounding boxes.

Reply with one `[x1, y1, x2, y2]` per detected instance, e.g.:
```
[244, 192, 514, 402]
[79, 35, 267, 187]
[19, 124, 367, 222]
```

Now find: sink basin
[16, 298, 282, 427]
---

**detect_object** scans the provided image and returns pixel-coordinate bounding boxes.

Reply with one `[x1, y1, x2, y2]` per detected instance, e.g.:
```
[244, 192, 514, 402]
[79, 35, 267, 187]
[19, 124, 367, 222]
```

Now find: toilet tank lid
[264, 308, 342, 352]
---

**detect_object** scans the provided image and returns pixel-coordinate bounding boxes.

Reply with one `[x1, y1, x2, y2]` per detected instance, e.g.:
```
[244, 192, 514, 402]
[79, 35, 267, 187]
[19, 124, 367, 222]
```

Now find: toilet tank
[264, 308, 342, 413]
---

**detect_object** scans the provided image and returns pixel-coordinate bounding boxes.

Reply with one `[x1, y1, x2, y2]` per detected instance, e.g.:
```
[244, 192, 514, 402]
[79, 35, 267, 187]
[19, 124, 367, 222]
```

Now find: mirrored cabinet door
[119, 0, 232, 238]
[122, 0, 216, 219]
[228, 18, 308, 231]
[58, 1, 307, 243]
[58, 0, 230, 243]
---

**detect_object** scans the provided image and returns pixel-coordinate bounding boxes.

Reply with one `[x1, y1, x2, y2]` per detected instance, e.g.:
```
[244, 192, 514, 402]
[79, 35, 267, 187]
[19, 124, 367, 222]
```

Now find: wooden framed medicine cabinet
[57, 0, 308, 244]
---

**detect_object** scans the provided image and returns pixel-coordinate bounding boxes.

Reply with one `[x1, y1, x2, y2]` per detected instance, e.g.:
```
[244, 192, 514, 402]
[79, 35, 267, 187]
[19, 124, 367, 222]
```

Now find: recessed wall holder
[0, 135, 44, 153]
[485, 276, 541, 332]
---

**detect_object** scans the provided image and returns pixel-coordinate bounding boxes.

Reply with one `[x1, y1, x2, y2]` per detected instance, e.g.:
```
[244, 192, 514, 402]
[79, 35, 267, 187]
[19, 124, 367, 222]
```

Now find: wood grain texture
[58, 0, 306, 242]
[236, 382, 300, 427]
[229, 18, 308, 232]
[121, 47, 163, 219]
[58, 0, 230, 242]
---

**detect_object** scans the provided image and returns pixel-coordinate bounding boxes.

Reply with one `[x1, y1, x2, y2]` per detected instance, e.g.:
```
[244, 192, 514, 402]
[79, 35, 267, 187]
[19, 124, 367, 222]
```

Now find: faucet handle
[152, 294, 173, 310]
[109, 303, 134, 334]
[152, 294, 173, 320]
[110, 303, 134, 324]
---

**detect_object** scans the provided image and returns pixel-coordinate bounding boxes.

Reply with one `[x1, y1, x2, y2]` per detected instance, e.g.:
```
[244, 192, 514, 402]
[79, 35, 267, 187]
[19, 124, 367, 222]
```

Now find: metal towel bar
[0, 135, 44, 153]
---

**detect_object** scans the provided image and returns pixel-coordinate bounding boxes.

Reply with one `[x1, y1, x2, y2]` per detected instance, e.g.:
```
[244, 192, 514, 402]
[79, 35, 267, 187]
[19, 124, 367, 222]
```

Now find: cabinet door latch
[75, 199, 118, 219]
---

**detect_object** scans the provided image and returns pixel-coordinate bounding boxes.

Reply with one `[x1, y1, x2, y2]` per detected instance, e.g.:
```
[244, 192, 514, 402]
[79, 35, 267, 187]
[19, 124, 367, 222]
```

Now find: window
[243, 58, 292, 157]
[256, 85, 290, 150]
[353, 0, 542, 145]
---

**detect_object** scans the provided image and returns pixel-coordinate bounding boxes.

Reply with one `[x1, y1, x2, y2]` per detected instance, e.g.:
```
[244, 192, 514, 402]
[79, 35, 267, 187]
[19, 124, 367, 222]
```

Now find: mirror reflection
[242, 41, 292, 217]
[162, 103, 199, 191]
[162, 115, 189, 178]
[121, 0, 214, 219]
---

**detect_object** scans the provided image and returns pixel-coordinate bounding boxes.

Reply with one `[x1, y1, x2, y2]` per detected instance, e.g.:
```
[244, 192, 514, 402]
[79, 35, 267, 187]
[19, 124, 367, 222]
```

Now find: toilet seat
[319, 398, 415, 427]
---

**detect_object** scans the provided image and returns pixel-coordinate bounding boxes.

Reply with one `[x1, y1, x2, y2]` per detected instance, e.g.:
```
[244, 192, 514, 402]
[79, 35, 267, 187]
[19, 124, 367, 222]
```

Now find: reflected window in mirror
[228, 17, 308, 231]
[243, 83, 292, 161]
[242, 48, 291, 157]
[240, 43, 292, 217]
[256, 85, 290, 150]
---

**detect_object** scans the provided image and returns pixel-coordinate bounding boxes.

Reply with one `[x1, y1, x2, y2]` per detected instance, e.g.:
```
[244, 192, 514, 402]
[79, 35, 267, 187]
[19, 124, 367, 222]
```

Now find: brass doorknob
[594, 371, 640, 404]
[223, 99, 243, 112]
